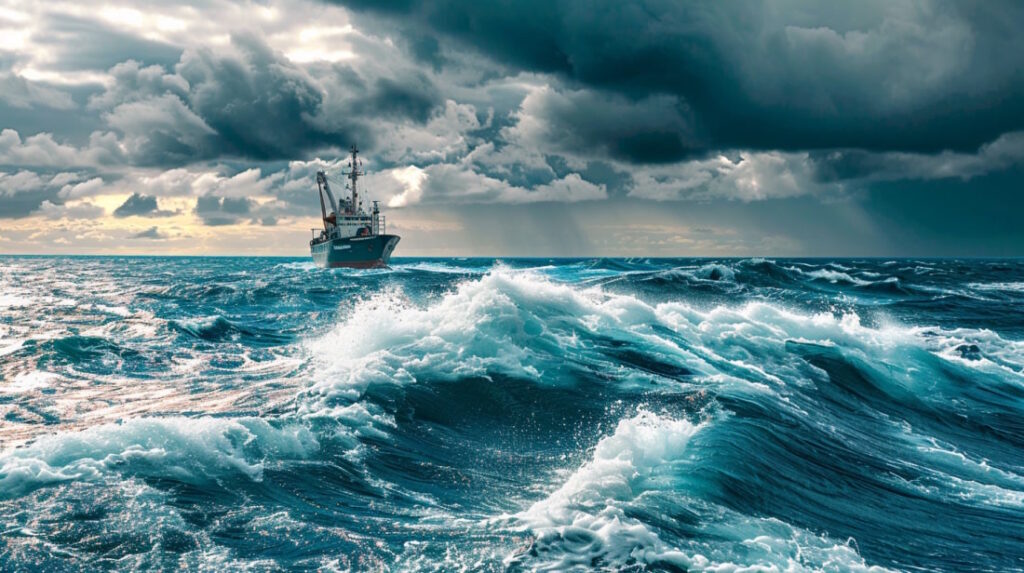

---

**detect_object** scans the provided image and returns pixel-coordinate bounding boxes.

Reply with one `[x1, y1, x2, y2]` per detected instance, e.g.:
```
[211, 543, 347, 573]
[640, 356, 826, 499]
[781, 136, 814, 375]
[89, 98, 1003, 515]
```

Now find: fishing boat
[309, 145, 400, 268]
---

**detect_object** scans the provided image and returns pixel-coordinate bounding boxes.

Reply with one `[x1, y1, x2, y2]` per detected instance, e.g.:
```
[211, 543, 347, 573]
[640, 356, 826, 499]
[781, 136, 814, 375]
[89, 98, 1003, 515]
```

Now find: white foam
[968, 281, 1024, 293]
[0, 293, 32, 308]
[1, 371, 60, 394]
[274, 261, 318, 271]
[791, 267, 872, 286]
[395, 261, 488, 275]
[0, 416, 318, 498]
[93, 303, 132, 317]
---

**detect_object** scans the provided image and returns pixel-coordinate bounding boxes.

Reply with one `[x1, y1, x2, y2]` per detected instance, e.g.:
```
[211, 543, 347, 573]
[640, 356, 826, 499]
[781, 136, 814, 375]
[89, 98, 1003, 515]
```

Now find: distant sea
[1, 256, 1022, 571]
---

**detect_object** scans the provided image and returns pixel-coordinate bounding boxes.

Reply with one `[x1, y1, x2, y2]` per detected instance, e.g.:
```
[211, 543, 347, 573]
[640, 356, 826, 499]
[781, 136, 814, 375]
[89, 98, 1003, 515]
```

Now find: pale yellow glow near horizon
[0, 201, 786, 258]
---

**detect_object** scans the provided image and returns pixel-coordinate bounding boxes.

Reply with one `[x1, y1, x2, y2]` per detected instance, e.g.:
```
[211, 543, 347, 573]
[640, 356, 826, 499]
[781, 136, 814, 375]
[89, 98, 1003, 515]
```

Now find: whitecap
[0, 416, 319, 498]
[968, 281, 1024, 293]
[1, 371, 60, 394]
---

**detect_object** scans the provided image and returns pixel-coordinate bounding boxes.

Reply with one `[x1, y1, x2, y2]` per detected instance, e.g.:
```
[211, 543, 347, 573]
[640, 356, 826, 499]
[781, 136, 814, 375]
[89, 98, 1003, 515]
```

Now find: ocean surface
[1, 256, 1023, 572]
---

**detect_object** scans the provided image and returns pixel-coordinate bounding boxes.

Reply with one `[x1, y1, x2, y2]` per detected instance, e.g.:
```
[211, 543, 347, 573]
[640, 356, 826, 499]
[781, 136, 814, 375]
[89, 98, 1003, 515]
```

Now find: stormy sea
[0, 256, 1022, 572]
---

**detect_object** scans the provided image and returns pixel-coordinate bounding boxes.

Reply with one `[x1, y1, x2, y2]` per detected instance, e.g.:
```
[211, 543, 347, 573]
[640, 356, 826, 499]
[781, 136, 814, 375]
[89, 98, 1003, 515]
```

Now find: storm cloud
[342, 0, 1024, 157]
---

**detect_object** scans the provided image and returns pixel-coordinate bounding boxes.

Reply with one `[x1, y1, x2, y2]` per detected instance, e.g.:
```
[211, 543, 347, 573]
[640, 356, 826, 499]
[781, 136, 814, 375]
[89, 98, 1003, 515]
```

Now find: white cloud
[58, 177, 106, 199]
[417, 162, 606, 204]
[387, 165, 427, 207]
[35, 200, 105, 220]
[504, 173, 607, 203]
[376, 100, 483, 164]
[0, 170, 45, 195]
[0, 129, 124, 168]
[629, 152, 821, 202]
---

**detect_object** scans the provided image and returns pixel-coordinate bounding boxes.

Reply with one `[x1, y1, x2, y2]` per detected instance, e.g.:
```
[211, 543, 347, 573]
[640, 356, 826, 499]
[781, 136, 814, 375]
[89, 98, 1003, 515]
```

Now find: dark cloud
[194, 195, 256, 226]
[176, 34, 345, 160]
[339, 0, 1024, 157]
[577, 161, 633, 198]
[357, 75, 441, 123]
[0, 187, 60, 218]
[83, 33, 447, 167]
[0, 171, 73, 218]
[131, 226, 167, 239]
[113, 193, 175, 217]
[82, 35, 370, 167]
[511, 88, 697, 163]
[542, 156, 631, 196]
[810, 131, 1024, 183]
[408, 34, 445, 72]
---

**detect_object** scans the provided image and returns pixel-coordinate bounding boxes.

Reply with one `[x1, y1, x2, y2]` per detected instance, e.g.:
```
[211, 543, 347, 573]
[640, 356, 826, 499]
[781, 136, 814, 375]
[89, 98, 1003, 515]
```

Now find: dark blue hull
[310, 234, 400, 268]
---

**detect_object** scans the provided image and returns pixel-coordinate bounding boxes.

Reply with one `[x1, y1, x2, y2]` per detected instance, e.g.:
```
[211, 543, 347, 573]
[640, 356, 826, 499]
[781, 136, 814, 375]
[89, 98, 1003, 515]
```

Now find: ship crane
[316, 171, 341, 229]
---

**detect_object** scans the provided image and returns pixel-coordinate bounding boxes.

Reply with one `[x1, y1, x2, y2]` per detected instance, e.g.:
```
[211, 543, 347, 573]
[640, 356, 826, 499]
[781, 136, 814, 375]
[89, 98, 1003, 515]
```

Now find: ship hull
[310, 234, 400, 269]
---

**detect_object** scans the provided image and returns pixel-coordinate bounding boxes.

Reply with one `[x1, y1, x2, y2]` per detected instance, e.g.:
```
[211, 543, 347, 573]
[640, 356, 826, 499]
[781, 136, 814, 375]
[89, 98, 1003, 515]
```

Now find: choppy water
[1, 256, 1023, 572]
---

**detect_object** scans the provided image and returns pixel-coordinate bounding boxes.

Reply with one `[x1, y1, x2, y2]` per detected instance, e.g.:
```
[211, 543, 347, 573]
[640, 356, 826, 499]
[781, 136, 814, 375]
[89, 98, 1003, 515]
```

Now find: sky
[0, 0, 1022, 257]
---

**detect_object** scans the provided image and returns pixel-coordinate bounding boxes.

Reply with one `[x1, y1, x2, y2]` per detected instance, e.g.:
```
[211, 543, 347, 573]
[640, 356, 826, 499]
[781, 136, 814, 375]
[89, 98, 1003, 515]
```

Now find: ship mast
[344, 145, 363, 215]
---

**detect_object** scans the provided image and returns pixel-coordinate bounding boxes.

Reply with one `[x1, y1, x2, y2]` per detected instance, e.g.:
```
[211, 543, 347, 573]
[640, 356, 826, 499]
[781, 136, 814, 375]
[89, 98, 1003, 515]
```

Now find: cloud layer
[0, 0, 1022, 255]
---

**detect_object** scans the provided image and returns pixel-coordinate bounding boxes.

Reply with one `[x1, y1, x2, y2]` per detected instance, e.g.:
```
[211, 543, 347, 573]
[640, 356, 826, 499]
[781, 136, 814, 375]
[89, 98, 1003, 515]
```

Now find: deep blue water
[1, 256, 1023, 571]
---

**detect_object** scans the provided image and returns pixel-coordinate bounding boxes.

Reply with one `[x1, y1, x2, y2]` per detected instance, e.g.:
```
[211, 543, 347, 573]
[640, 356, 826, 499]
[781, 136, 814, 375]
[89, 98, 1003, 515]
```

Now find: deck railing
[311, 215, 385, 242]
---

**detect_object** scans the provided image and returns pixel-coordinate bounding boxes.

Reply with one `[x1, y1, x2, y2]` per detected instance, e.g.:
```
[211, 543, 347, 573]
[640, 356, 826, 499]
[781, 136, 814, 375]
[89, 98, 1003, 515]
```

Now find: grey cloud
[104, 94, 219, 166]
[407, 33, 445, 72]
[0, 170, 48, 195]
[81, 35, 369, 166]
[131, 226, 167, 239]
[85, 31, 443, 167]
[175, 34, 342, 160]
[411, 162, 605, 204]
[42, 13, 183, 72]
[0, 190, 58, 218]
[578, 161, 632, 198]
[0, 170, 89, 218]
[113, 193, 175, 218]
[35, 200, 105, 220]
[357, 75, 441, 123]
[0, 74, 76, 111]
[0, 129, 124, 168]
[506, 87, 698, 163]
[194, 195, 256, 226]
[88, 60, 190, 110]
[811, 131, 1024, 183]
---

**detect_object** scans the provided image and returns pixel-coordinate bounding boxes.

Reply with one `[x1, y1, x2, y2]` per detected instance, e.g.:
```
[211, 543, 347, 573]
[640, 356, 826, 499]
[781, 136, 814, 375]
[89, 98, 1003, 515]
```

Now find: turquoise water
[1, 256, 1022, 571]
